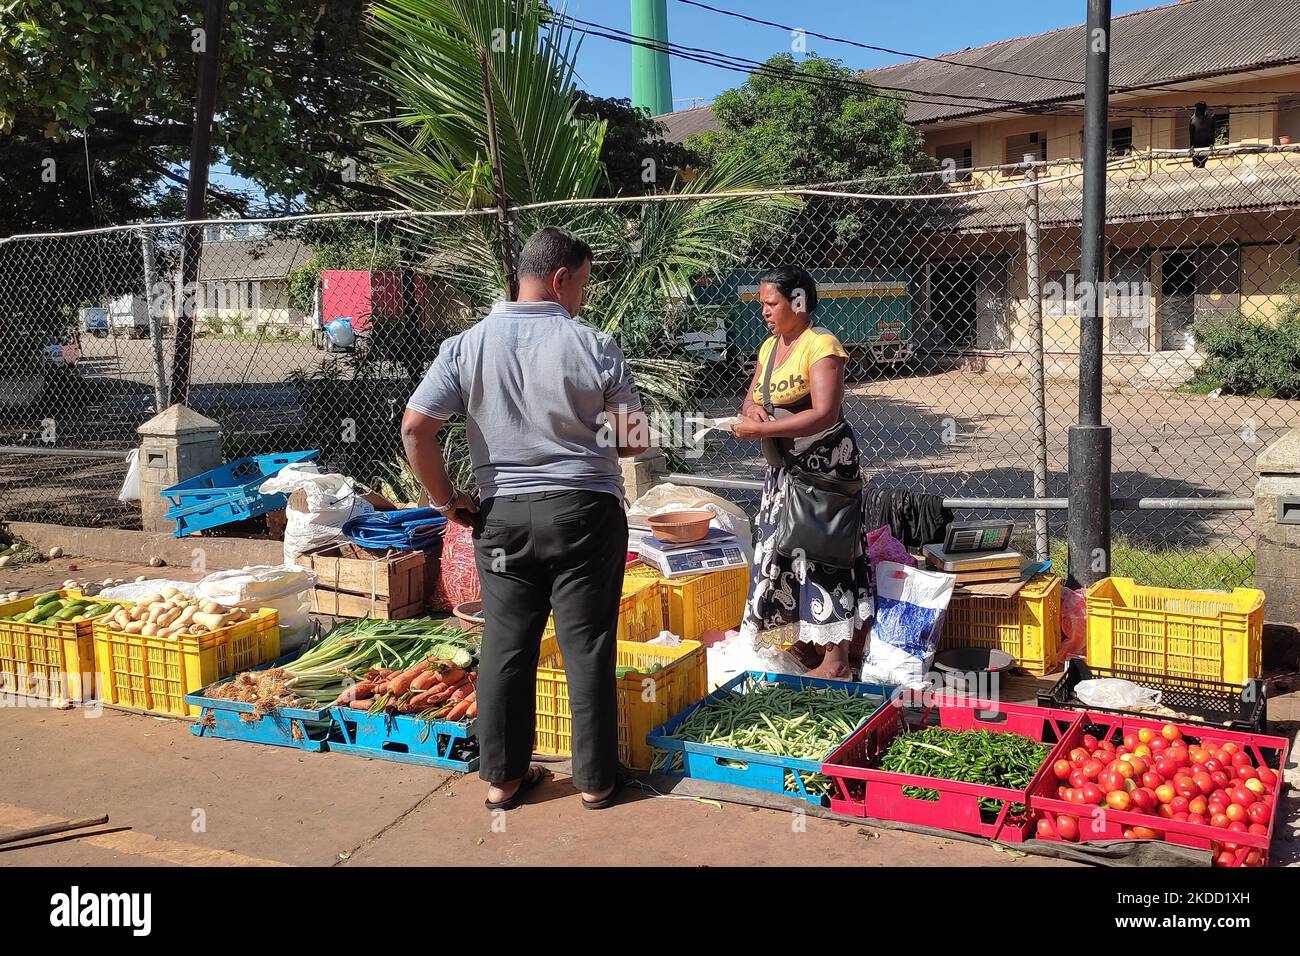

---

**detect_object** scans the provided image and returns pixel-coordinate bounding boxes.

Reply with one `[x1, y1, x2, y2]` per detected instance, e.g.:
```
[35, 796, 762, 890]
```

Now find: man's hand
[439, 490, 479, 528]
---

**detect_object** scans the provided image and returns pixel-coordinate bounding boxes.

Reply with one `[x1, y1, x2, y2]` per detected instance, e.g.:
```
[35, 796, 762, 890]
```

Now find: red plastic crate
[821, 696, 1083, 842]
[1030, 713, 1289, 866]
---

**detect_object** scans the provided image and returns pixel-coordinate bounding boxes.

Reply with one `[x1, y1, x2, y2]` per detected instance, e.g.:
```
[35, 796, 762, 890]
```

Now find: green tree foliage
[571, 92, 693, 196]
[1191, 287, 1300, 399]
[0, 0, 389, 237]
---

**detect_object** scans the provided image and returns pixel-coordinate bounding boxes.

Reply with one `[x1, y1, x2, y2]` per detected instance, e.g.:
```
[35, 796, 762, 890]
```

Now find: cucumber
[33, 592, 62, 607]
[28, 602, 64, 622]
[53, 607, 84, 621]
[83, 604, 115, 619]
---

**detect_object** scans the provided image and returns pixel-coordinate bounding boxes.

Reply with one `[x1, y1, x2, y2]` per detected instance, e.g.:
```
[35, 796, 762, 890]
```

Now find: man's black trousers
[471, 489, 628, 793]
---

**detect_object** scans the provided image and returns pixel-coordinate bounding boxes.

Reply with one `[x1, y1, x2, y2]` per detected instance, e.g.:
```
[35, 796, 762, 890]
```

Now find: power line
[672, 0, 1300, 100]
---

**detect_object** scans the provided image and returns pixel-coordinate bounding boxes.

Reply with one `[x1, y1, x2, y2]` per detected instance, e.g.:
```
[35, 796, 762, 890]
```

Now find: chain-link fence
[3, 144, 1298, 587]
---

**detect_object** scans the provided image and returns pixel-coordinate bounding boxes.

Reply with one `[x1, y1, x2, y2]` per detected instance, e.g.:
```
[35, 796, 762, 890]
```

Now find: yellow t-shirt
[751, 326, 848, 406]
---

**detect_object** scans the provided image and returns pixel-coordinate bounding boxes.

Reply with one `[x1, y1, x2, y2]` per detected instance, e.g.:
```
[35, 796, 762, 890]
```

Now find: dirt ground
[2, 556, 1299, 868]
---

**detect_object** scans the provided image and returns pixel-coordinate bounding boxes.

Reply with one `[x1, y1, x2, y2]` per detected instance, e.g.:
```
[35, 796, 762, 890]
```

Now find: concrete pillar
[1254, 427, 1300, 626]
[137, 404, 223, 532]
[621, 449, 666, 505]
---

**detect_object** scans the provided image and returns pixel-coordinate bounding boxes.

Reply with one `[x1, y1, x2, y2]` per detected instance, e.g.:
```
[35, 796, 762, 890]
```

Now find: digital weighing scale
[637, 528, 748, 579]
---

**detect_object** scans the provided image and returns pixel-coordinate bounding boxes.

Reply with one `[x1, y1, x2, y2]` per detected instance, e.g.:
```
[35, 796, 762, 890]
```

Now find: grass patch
[1013, 533, 1254, 590]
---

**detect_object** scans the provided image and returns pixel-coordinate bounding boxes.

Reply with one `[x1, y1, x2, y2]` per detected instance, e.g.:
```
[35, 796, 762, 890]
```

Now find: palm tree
[365, 0, 797, 413]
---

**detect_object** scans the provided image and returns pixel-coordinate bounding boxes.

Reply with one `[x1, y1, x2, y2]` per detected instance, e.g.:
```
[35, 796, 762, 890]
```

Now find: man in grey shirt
[402, 227, 648, 811]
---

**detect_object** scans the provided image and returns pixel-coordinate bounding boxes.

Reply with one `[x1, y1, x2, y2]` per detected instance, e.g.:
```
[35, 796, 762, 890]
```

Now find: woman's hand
[731, 418, 766, 440]
[739, 405, 770, 423]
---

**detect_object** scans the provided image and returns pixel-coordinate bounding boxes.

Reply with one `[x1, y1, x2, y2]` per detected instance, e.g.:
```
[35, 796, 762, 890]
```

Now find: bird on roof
[1189, 101, 1215, 168]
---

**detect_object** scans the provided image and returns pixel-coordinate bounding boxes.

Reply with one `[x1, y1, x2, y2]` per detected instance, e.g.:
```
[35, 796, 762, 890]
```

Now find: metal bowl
[933, 647, 1015, 695]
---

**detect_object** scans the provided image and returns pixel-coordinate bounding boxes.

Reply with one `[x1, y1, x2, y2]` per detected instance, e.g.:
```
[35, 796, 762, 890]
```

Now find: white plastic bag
[118, 449, 141, 503]
[100, 579, 198, 602]
[859, 561, 956, 691]
[1074, 678, 1162, 710]
[197, 564, 317, 650]
[646, 630, 682, 647]
[259, 462, 374, 563]
[705, 630, 807, 690]
[628, 483, 755, 565]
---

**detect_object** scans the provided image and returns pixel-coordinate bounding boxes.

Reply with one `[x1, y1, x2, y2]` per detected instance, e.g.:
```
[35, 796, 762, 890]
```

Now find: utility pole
[1024, 155, 1048, 562]
[1068, 0, 1113, 587]
[479, 49, 518, 300]
[169, 0, 226, 406]
[140, 230, 167, 412]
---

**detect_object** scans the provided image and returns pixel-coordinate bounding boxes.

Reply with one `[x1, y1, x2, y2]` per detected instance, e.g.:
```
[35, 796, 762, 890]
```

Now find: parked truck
[316, 269, 434, 350]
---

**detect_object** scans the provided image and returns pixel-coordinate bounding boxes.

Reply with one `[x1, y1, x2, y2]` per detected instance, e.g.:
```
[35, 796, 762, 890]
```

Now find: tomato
[1247, 822, 1268, 836]
[1069, 748, 1090, 767]
[1190, 748, 1209, 765]
[1221, 742, 1239, 755]
[1082, 734, 1100, 752]
[1106, 790, 1132, 811]
[1174, 777, 1199, 800]
[1137, 728, 1156, 745]
[1133, 745, 1152, 759]
[1243, 777, 1266, 796]
[1130, 788, 1156, 813]
[1187, 812, 1208, 826]
[1256, 767, 1278, 788]
[1244, 849, 1262, 867]
[1112, 761, 1136, 780]
[1091, 750, 1111, 763]
[1053, 759, 1072, 781]
[1056, 814, 1080, 842]
[1211, 771, 1232, 789]
[1192, 772, 1214, 795]
[1122, 734, 1139, 752]
[1141, 771, 1163, 790]
[1246, 802, 1271, 826]
[1083, 759, 1106, 780]
[1230, 787, 1255, 807]
[1170, 795, 1190, 814]
[1228, 821, 1249, 834]
[1167, 746, 1189, 767]
[1036, 817, 1058, 839]
[1098, 770, 1125, 793]
[1215, 850, 1237, 867]
[1154, 757, 1179, 779]
[1208, 802, 1228, 819]
[1154, 783, 1176, 805]
[1081, 783, 1104, 805]
[1231, 752, 1252, 769]
[1235, 765, 1257, 782]
[1173, 811, 1190, 822]
[1188, 796, 1208, 816]
[1149, 737, 1170, 752]
[1070, 768, 1090, 789]
[1157, 804, 1176, 819]
[1210, 812, 1231, 829]
[1127, 756, 1149, 776]
[1161, 723, 1182, 741]
[1225, 803, 1247, 823]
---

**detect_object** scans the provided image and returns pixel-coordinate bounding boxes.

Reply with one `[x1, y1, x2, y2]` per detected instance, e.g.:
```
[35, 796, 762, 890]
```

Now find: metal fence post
[1068, 0, 1114, 588]
[140, 229, 167, 412]
[1024, 155, 1048, 561]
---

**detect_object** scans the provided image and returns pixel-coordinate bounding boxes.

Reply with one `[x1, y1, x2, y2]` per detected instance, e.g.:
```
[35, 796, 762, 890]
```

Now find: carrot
[407, 690, 437, 710]
[434, 665, 465, 686]
[388, 668, 423, 697]
[429, 680, 468, 704]
[450, 683, 474, 702]
[466, 700, 477, 718]
[410, 671, 440, 693]
[446, 698, 473, 721]
[335, 681, 376, 705]
[348, 699, 373, 711]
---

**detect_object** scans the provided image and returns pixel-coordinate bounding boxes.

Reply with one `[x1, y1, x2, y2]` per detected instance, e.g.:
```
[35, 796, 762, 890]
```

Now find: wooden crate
[297, 543, 427, 619]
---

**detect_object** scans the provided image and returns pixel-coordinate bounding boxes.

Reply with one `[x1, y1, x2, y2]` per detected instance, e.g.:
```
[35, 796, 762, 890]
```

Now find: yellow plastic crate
[93, 608, 280, 717]
[534, 637, 707, 769]
[542, 574, 664, 644]
[939, 574, 1062, 676]
[1086, 577, 1264, 685]
[624, 561, 749, 640]
[0, 590, 102, 702]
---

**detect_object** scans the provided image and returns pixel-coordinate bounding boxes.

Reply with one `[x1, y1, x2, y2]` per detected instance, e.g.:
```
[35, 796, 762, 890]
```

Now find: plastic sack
[260, 462, 374, 563]
[1059, 586, 1088, 660]
[866, 525, 916, 573]
[197, 564, 317, 650]
[705, 630, 807, 690]
[628, 483, 755, 565]
[100, 579, 198, 601]
[1073, 677, 1162, 710]
[118, 449, 141, 503]
[646, 630, 682, 647]
[428, 522, 480, 612]
[859, 561, 956, 691]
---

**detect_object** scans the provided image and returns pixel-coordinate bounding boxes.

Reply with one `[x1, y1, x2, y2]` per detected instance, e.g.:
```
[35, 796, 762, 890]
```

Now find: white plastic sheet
[1074, 678, 1162, 710]
[628, 482, 755, 565]
[197, 564, 317, 650]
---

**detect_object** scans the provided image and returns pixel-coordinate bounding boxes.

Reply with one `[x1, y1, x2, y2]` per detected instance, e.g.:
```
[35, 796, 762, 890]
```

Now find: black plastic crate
[1037, 656, 1267, 734]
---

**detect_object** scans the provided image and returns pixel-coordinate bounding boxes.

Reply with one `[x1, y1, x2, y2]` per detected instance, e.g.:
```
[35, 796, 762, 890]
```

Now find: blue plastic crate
[185, 660, 333, 752]
[161, 450, 318, 536]
[646, 671, 894, 806]
[328, 707, 479, 771]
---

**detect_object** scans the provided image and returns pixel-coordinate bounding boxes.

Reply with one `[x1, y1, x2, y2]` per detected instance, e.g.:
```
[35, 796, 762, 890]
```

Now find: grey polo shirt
[406, 300, 642, 501]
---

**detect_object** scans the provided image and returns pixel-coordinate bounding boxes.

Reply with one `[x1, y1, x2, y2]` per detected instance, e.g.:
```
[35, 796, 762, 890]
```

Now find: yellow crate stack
[93, 608, 281, 717]
[0, 590, 99, 703]
[939, 574, 1062, 676]
[534, 636, 707, 769]
[624, 560, 748, 640]
[1086, 577, 1264, 684]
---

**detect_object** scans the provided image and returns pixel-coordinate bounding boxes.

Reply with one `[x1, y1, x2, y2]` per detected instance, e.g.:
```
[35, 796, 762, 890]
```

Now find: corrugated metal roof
[656, 0, 1300, 139]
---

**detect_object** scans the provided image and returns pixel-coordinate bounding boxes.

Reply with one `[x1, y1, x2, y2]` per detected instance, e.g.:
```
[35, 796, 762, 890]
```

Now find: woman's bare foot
[805, 641, 852, 680]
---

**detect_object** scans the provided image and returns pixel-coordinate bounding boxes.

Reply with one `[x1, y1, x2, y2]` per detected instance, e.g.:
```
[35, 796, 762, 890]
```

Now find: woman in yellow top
[730, 266, 872, 679]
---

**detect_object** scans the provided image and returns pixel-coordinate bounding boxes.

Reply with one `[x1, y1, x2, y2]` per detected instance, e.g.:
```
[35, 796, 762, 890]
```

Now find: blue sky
[565, 0, 1156, 106]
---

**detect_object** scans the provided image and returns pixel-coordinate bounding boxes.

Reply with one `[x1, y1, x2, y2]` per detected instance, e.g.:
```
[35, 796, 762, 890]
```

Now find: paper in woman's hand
[690, 415, 742, 442]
